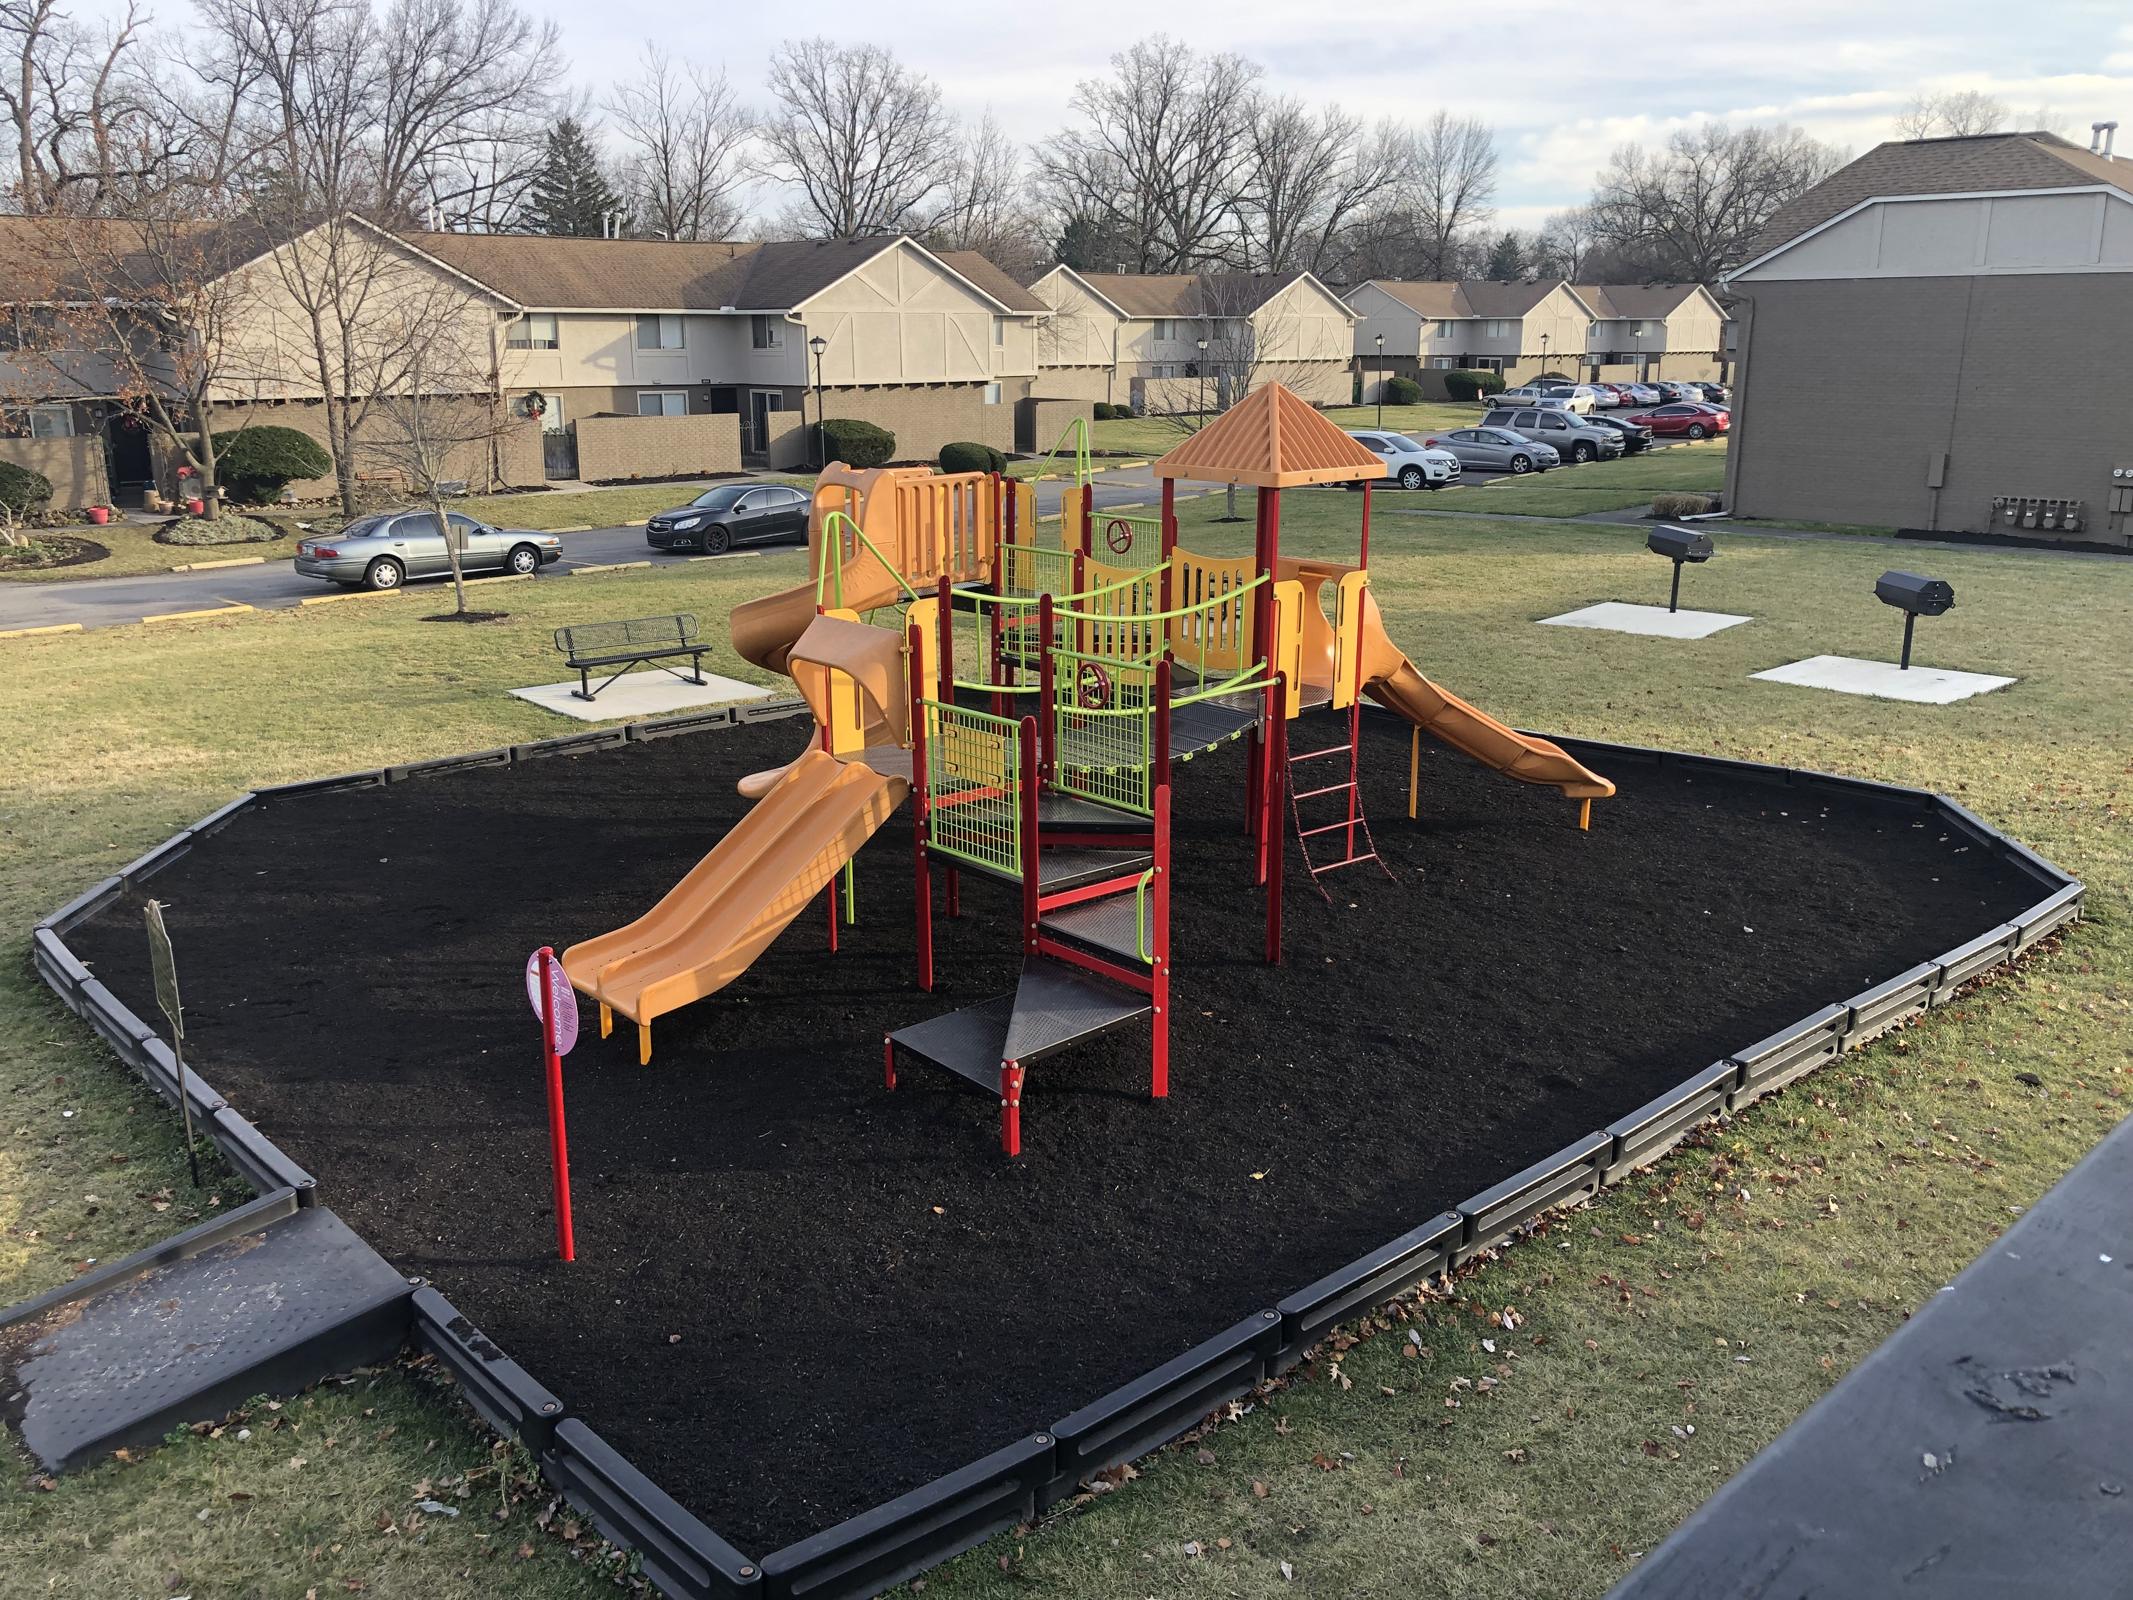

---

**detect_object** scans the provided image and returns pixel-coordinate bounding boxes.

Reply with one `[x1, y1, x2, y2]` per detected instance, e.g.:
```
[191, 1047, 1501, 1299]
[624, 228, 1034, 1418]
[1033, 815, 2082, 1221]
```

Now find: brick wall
[207, 400, 546, 498]
[1029, 366, 1117, 405]
[0, 435, 110, 508]
[824, 383, 1011, 460]
[1017, 397, 1092, 454]
[761, 410, 811, 471]
[576, 413, 741, 482]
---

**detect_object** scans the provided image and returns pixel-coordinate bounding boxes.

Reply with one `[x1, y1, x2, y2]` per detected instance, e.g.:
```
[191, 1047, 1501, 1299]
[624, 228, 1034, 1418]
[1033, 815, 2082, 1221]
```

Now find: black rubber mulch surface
[67, 713, 2038, 1554]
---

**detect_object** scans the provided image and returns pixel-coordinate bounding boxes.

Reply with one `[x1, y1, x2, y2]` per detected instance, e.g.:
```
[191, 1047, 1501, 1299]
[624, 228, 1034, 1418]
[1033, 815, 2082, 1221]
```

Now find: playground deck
[64, 711, 2043, 1556]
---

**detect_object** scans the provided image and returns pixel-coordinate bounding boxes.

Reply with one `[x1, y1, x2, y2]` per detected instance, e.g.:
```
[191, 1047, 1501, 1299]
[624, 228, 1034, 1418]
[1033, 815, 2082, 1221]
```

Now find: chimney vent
[2094, 121, 2119, 158]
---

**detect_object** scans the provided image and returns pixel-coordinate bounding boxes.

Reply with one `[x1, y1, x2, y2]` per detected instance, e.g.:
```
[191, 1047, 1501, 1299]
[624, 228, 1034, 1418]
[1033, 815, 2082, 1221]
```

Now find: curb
[0, 621, 85, 640]
[141, 603, 255, 625]
[572, 560, 652, 575]
[298, 589, 405, 607]
[547, 525, 594, 534]
[169, 556, 269, 572]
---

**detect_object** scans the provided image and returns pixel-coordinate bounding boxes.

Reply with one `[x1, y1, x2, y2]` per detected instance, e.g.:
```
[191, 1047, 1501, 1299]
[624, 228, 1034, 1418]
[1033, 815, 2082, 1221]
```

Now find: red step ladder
[1285, 710, 1392, 894]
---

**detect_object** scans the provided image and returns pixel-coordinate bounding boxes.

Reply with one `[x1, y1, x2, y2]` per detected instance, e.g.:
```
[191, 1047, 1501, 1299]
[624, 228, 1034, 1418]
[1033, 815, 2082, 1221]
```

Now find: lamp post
[808, 334, 828, 467]
[1539, 331, 1550, 383]
[1374, 332, 1385, 427]
[1196, 338, 1208, 427]
[1631, 326, 1643, 382]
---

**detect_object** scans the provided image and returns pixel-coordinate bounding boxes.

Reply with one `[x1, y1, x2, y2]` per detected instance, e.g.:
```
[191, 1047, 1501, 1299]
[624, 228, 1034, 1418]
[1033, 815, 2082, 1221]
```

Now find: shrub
[1442, 369, 1507, 402]
[938, 440, 1007, 476]
[1382, 375, 1423, 406]
[0, 459, 53, 516]
[1094, 402, 1133, 421]
[820, 417, 895, 469]
[214, 426, 333, 503]
[1652, 493, 1717, 519]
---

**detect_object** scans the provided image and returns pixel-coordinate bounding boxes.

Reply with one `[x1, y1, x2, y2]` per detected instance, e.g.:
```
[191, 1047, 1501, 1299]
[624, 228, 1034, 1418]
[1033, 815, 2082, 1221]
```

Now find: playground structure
[565, 384, 1615, 1151]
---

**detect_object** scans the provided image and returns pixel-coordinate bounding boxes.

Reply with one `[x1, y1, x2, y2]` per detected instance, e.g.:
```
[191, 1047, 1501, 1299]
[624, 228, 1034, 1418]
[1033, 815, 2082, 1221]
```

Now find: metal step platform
[1039, 890, 1149, 966]
[3, 1204, 414, 1473]
[950, 844, 1152, 893]
[1003, 957, 1151, 1063]
[1170, 693, 1259, 758]
[885, 994, 1013, 1093]
[1036, 791, 1151, 835]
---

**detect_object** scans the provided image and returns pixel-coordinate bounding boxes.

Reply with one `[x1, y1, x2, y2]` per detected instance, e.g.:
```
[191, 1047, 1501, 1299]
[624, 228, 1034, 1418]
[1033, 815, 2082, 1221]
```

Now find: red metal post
[1001, 1061, 1024, 1157]
[1347, 481, 1372, 860]
[1265, 674, 1287, 965]
[1152, 658, 1172, 1100]
[1037, 593, 1056, 783]
[1018, 716, 1041, 956]
[936, 573, 954, 701]
[1005, 474, 1019, 544]
[1244, 491, 1268, 837]
[908, 624, 934, 992]
[1359, 478, 1372, 567]
[1160, 476, 1177, 556]
[883, 1034, 897, 1090]
[1079, 480, 1093, 555]
[536, 947, 575, 1263]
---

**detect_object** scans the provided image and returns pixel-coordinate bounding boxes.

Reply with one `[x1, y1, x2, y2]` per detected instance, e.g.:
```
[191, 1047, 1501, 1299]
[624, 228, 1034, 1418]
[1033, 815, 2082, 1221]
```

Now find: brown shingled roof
[936, 250, 1045, 314]
[1075, 270, 1312, 319]
[1574, 283, 1706, 320]
[1150, 382, 1385, 488]
[1350, 278, 1575, 320]
[1355, 279, 1470, 318]
[1737, 132, 2132, 266]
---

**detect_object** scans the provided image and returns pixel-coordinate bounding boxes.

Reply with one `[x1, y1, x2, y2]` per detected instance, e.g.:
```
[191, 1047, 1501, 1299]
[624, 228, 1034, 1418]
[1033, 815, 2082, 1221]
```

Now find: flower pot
[86, 505, 110, 525]
[186, 497, 206, 516]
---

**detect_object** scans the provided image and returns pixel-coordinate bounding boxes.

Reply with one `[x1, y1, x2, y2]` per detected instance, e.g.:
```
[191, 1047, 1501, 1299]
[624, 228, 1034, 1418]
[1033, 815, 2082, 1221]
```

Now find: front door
[745, 389, 781, 463]
[103, 409, 154, 504]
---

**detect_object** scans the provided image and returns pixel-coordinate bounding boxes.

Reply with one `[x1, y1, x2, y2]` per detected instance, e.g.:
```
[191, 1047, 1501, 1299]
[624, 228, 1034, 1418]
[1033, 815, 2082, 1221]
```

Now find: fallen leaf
[1280, 1560, 1295, 1581]
[1251, 1479, 1270, 1499]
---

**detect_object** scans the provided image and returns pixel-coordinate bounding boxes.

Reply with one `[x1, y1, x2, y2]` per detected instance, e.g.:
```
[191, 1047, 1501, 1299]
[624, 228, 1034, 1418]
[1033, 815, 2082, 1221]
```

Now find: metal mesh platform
[1037, 791, 1150, 834]
[1171, 692, 1259, 757]
[1040, 890, 1149, 965]
[1002, 957, 1151, 1063]
[887, 995, 1013, 1093]
[7, 1206, 413, 1473]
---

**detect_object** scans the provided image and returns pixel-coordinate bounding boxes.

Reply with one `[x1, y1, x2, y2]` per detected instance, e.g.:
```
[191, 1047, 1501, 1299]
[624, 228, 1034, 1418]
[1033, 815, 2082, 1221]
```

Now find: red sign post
[525, 947, 579, 1262]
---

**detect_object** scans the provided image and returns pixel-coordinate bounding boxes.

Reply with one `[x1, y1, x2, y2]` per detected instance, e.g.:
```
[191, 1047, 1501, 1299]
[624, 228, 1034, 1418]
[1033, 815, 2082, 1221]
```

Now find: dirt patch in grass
[66, 712, 2039, 1554]
[152, 513, 289, 548]
[417, 610, 510, 623]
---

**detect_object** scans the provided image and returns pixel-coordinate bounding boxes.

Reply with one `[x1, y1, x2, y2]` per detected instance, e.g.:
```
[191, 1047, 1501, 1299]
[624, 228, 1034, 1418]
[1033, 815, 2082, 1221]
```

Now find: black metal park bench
[553, 614, 709, 702]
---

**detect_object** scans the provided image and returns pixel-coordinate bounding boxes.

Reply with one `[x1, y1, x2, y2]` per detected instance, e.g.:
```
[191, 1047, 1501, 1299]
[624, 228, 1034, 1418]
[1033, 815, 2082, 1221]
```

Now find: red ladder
[1285, 710, 1392, 895]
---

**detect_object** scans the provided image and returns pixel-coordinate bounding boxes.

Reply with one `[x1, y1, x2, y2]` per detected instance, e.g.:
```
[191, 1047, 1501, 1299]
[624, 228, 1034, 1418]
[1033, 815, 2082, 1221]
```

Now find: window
[506, 313, 558, 350]
[637, 390, 688, 417]
[750, 315, 781, 350]
[991, 316, 1005, 347]
[1433, 320, 1455, 339]
[637, 314, 683, 351]
[1430, 356, 1456, 370]
[1481, 320, 1510, 338]
[983, 383, 1002, 405]
[27, 403, 74, 438]
[1152, 319, 1173, 341]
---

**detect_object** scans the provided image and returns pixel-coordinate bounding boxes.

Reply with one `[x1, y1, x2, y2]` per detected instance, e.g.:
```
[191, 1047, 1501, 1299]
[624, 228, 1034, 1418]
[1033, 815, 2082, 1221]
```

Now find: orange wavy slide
[561, 750, 908, 1063]
[1355, 590, 1613, 800]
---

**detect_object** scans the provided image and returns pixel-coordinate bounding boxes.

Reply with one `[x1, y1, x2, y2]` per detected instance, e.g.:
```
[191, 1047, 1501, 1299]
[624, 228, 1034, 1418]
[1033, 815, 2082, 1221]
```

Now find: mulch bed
[0, 535, 108, 572]
[67, 713, 2038, 1554]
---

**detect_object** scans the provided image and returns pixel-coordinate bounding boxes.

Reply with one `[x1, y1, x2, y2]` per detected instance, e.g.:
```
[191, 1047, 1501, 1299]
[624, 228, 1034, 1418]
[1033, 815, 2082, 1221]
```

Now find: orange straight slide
[561, 750, 908, 1063]
[1355, 590, 1614, 801]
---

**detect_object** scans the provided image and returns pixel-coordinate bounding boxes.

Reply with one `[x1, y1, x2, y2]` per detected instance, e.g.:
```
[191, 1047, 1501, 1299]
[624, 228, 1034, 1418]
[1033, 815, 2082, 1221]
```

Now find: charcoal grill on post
[1646, 526, 1714, 613]
[1874, 570, 1955, 670]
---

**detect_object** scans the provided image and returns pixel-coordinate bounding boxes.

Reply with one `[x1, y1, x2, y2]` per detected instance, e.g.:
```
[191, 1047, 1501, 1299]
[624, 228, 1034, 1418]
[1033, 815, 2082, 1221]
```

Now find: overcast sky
[92, 0, 2133, 231]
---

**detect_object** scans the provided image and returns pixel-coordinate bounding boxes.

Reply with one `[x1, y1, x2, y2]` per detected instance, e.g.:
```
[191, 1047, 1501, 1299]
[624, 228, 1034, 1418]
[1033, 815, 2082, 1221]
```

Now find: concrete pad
[1751, 654, 2015, 704]
[1539, 601, 1752, 639]
[510, 671, 771, 722]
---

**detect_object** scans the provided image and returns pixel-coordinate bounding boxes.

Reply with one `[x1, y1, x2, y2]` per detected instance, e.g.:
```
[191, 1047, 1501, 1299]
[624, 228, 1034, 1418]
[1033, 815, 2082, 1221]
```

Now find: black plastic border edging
[21, 709, 2090, 1600]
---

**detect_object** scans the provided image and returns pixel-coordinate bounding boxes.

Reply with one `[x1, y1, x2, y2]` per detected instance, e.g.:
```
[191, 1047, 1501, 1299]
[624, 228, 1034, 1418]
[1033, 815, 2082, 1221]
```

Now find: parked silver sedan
[295, 511, 563, 591]
[1421, 426, 1562, 474]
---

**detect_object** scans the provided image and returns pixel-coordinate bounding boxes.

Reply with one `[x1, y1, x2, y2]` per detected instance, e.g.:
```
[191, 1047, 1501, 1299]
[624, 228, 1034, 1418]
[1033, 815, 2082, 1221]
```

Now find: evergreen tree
[1055, 212, 1121, 272]
[1482, 230, 1526, 280]
[521, 119, 626, 237]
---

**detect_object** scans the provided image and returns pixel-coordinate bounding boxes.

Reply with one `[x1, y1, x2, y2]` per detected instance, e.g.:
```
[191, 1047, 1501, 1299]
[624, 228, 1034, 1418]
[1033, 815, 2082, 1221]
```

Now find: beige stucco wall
[576, 413, 741, 481]
[0, 434, 110, 508]
[1030, 269, 1122, 371]
[1251, 277, 1355, 367]
[799, 242, 1003, 388]
[1344, 283, 1426, 359]
[1028, 366, 1117, 405]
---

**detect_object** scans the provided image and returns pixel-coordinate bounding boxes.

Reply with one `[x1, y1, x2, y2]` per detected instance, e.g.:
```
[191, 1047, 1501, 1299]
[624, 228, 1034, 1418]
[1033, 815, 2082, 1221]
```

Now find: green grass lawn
[1086, 402, 1482, 462]
[0, 518, 308, 584]
[3, 496, 2128, 1596]
[1428, 440, 1729, 518]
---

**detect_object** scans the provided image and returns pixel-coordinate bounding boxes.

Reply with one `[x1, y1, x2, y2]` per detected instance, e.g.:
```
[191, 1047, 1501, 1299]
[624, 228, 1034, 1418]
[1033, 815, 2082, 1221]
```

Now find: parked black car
[1586, 413, 1656, 453]
[646, 482, 812, 554]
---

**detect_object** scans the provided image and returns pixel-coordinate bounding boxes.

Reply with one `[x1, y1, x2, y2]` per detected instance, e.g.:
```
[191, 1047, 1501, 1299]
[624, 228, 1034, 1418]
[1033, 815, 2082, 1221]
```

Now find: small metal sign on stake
[144, 900, 201, 1188]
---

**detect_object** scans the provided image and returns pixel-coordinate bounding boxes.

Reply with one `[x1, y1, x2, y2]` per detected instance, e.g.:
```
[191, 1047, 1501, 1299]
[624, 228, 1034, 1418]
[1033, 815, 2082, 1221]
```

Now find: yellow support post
[600, 1002, 612, 1039]
[1408, 725, 1421, 819]
[1578, 798, 1592, 831]
[639, 1024, 652, 1066]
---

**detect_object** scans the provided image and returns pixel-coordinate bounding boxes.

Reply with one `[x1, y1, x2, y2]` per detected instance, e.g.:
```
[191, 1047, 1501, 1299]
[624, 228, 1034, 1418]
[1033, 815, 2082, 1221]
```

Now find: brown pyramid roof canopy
[1150, 383, 1386, 489]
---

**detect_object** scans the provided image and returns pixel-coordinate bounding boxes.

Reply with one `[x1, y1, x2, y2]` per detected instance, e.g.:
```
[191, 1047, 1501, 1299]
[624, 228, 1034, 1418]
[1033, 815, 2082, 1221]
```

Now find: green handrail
[1025, 415, 1090, 498]
[815, 508, 921, 610]
[1135, 867, 1155, 963]
[966, 564, 1149, 611]
[1052, 569, 1268, 624]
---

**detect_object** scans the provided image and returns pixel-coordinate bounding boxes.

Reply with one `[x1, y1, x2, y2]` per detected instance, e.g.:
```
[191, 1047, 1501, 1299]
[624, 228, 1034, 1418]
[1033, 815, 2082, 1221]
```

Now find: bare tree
[12, 205, 258, 516]
[1032, 36, 1261, 272]
[1232, 96, 1404, 274]
[365, 300, 521, 615]
[758, 38, 954, 236]
[1534, 205, 1595, 279]
[373, 0, 559, 223]
[1893, 88, 2009, 141]
[930, 108, 1046, 274]
[608, 43, 751, 241]
[1406, 111, 1498, 279]
[1587, 122, 1846, 281]
[0, 0, 180, 212]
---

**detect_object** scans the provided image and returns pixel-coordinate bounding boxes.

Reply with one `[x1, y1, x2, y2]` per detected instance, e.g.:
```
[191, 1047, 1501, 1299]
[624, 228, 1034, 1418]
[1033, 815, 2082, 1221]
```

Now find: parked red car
[1624, 402, 1730, 440]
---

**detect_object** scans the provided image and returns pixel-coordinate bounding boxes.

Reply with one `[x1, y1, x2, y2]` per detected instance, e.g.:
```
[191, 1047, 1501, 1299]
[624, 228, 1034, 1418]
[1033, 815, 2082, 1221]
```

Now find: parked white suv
[1346, 430, 1462, 489]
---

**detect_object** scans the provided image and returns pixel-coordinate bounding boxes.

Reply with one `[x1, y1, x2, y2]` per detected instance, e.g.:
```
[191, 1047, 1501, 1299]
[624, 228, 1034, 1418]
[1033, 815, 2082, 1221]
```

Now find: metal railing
[920, 699, 1024, 877]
